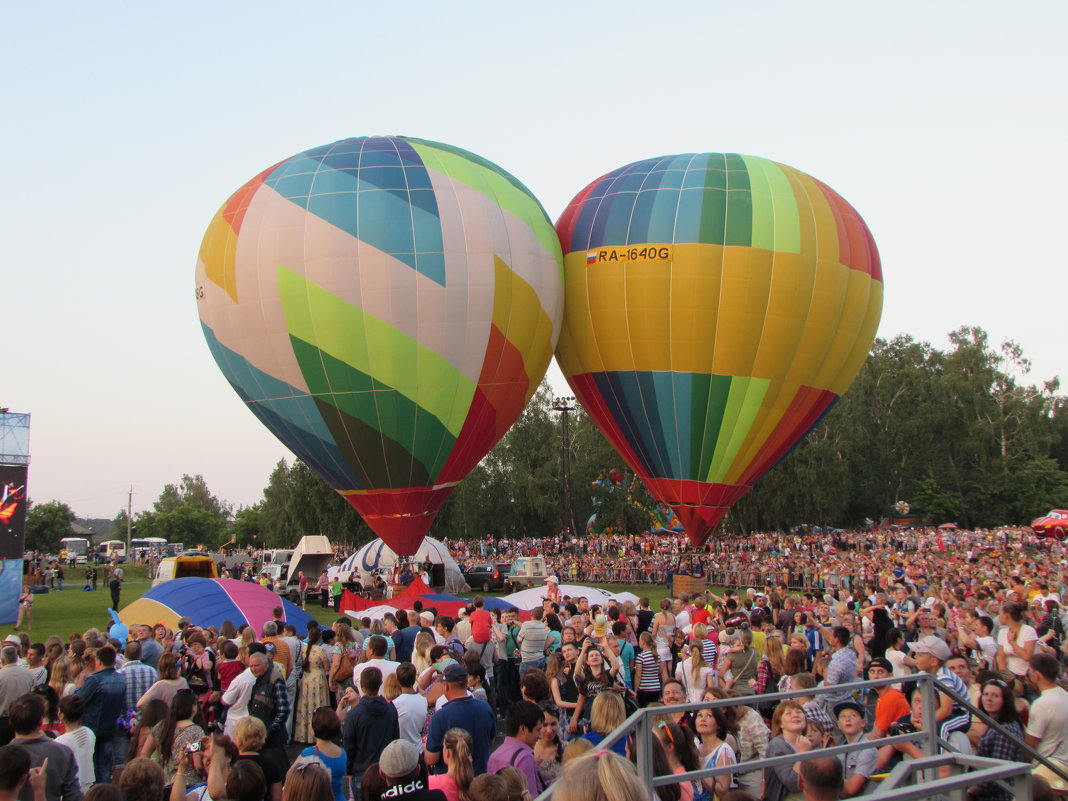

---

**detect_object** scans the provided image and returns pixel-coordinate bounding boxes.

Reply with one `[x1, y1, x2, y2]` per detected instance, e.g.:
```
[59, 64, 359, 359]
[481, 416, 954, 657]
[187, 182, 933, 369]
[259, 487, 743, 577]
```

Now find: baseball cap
[868, 656, 894, 673]
[379, 740, 419, 779]
[907, 635, 951, 662]
[834, 701, 866, 718]
[442, 662, 468, 683]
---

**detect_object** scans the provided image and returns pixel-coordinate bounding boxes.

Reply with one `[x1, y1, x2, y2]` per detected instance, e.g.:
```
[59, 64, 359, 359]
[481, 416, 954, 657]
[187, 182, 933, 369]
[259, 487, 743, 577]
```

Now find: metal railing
[534, 671, 1055, 801]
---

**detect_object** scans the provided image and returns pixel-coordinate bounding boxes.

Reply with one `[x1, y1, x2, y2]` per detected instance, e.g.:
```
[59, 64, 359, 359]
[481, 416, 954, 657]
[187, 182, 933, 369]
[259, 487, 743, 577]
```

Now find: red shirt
[471, 608, 493, 643]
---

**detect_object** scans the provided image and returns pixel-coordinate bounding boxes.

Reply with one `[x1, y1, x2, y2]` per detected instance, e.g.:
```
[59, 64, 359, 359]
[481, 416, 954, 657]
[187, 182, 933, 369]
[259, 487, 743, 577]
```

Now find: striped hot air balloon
[556, 153, 882, 546]
[196, 137, 563, 555]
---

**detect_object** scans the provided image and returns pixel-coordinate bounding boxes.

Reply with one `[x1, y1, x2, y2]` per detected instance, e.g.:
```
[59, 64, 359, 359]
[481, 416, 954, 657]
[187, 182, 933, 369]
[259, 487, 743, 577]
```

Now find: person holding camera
[569, 637, 623, 735]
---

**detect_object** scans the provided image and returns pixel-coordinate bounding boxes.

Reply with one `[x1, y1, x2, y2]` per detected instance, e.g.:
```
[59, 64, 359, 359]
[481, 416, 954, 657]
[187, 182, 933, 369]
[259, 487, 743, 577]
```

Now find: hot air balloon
[196, 137, 563, 555]
[555, 153, 882, 546]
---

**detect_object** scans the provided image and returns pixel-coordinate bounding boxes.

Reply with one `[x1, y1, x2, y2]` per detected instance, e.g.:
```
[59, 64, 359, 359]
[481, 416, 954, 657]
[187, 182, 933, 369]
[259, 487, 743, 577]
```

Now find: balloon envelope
[556, 153, 882, 545]
[197, 137, 564, 554]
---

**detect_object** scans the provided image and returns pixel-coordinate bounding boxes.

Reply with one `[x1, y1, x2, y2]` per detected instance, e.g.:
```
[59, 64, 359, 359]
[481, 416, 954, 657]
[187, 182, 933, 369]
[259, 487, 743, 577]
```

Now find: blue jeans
[519, 658, 546, 679]
[94, 735, 116, 783]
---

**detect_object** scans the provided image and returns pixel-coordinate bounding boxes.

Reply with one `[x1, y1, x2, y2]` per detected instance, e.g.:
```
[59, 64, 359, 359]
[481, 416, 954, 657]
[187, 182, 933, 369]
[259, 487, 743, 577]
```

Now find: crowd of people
[4, 525, 1068, 801]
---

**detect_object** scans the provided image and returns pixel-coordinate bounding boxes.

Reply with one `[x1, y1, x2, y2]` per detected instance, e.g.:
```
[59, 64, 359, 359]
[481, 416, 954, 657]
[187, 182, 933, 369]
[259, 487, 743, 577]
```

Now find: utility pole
[551, 396, 577, 539]
[126, 486, 133, 554]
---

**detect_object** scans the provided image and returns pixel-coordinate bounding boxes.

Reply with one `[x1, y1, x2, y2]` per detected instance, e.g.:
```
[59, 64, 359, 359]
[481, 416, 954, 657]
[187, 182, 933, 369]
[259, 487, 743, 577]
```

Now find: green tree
[26, 501, 76, 553]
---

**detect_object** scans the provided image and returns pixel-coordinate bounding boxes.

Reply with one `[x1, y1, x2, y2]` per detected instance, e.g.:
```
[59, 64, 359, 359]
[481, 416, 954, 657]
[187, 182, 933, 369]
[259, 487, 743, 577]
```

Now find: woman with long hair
[330, 622, 360, 696]
[570, 640, 623, 735]
[428, 727, 474, 801]
[762, 700, 811, 801]
[413, 631, 436, 674]
[621, 601, 640, 647]
[546, 652, 579, 738]
[139, 689, 205, 787]
[580, 691, 627, 756]
[756, 630, 787, 696]
[297, 707, 346, 801]
[693, 706, 736, 801]
[534, 705, 564, 788]
[552, 750, 650, 801]
[127, 698, 168, 763]
[293, 628, 330, 744]
[968, 679, 1023, 801]
[49, 657, 74, 699]
[675, 641, 715, 703]
[651, 598, 678, 683]
[654, 721, 700, 801]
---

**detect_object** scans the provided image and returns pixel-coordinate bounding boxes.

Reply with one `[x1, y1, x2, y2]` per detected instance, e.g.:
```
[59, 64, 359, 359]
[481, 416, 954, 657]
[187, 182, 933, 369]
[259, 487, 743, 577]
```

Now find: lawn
[6, 567, 702, 641]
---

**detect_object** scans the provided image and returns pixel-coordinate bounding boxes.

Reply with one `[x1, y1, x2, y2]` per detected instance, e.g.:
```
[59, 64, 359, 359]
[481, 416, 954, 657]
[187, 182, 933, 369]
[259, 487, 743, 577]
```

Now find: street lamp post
[551, 396, 577, 539]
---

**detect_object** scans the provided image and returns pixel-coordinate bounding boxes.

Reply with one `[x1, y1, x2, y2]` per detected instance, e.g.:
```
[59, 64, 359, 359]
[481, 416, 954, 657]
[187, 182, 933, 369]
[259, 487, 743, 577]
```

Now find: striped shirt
[636, 650, 661, 692]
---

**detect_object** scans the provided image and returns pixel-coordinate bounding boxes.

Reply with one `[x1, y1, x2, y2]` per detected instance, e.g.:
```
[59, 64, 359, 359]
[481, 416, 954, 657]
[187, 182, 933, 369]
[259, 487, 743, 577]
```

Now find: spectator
[695, 705, 737, 800]
[245, 652, 290, 767]
[798, 755, 844, 801]
[833, 701, 876, 797]
[517, 609, 549, 679]
[427, 728, 474, 801]
[353, 636, 400, 687]
[907, 636, 971, 742]
[124, 700, 166, 766]
[73, 646, 125, 786]
[1026, 653, 1068, 791]
[25, 647, 47, 691]
[969, 678, 1023, 801]
[820, 627, 858, 713]
[763, 700, 811, 801]
[226, 759, 268, 801]
[392, 663, 428, 747]
[341, 667, 398, 798]
[136, 689, 204, 788]
[134, 628, 162, 673]
[117, 758, 163, 801]
[378, 740, 446, 801]
[487, 701, 544, 796]
[0, 744, 47, 801]
[996, 602, 1038, 682]
[281, 757, 331, 801]
[297, 708, 345, 801]
[54, 697, 94, 792]
[866, 657, 910, 738]
[653, 721, 701, 801]
[234, 717, 283, 801]
[551, 750, 649, 801]
[425, 663, 495, 775]
[0, 645, 35, 745]
[8, 693, 82, 801]
[135, 654, 188, 710]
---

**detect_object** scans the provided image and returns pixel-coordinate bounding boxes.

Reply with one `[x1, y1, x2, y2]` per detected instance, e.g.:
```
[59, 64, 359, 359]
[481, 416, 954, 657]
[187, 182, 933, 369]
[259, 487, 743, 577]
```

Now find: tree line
[25, 326, 1068, 552]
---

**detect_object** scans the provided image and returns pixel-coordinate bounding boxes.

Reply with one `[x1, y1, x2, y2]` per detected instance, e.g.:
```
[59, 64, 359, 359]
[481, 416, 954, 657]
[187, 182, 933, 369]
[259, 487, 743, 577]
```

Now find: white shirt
[393, 691, 428, 746]
[997, 624, 1038, 676]
[221, 667, 256, 736]
[1026, 685, 1068, 765]
[353, 658, 399, 688]
[56, 726, 96, 790]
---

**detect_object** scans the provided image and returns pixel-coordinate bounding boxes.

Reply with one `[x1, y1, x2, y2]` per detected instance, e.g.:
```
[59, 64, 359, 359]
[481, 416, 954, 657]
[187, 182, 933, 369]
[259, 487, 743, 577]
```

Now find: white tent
[336, 537, 469, 595]
[501, 584, 640, 611]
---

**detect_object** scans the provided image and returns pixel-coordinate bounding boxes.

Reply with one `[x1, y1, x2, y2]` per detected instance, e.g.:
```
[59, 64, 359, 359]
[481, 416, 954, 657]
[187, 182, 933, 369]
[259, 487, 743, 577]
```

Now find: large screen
[0, 464, 28, 559]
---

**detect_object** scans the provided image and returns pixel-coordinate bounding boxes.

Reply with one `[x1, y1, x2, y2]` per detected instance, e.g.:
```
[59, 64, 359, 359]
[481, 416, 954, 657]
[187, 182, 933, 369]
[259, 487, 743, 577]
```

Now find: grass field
[6, 565, 686, 640]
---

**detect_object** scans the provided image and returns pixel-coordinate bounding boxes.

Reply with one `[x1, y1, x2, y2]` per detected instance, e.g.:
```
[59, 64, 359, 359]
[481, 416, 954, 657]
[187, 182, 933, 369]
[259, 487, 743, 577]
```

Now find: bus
[59, 537, 90, 564]
[99, 540, 126, 563]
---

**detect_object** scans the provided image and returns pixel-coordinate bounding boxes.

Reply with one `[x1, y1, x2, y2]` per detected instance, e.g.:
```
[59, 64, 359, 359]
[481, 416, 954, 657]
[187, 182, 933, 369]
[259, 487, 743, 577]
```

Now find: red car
[1032, 510, 1068, 540]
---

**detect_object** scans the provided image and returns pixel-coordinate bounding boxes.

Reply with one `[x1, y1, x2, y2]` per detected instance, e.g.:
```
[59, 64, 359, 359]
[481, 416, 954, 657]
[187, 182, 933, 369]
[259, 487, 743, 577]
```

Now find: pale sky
[5, 2, 1065, 520]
